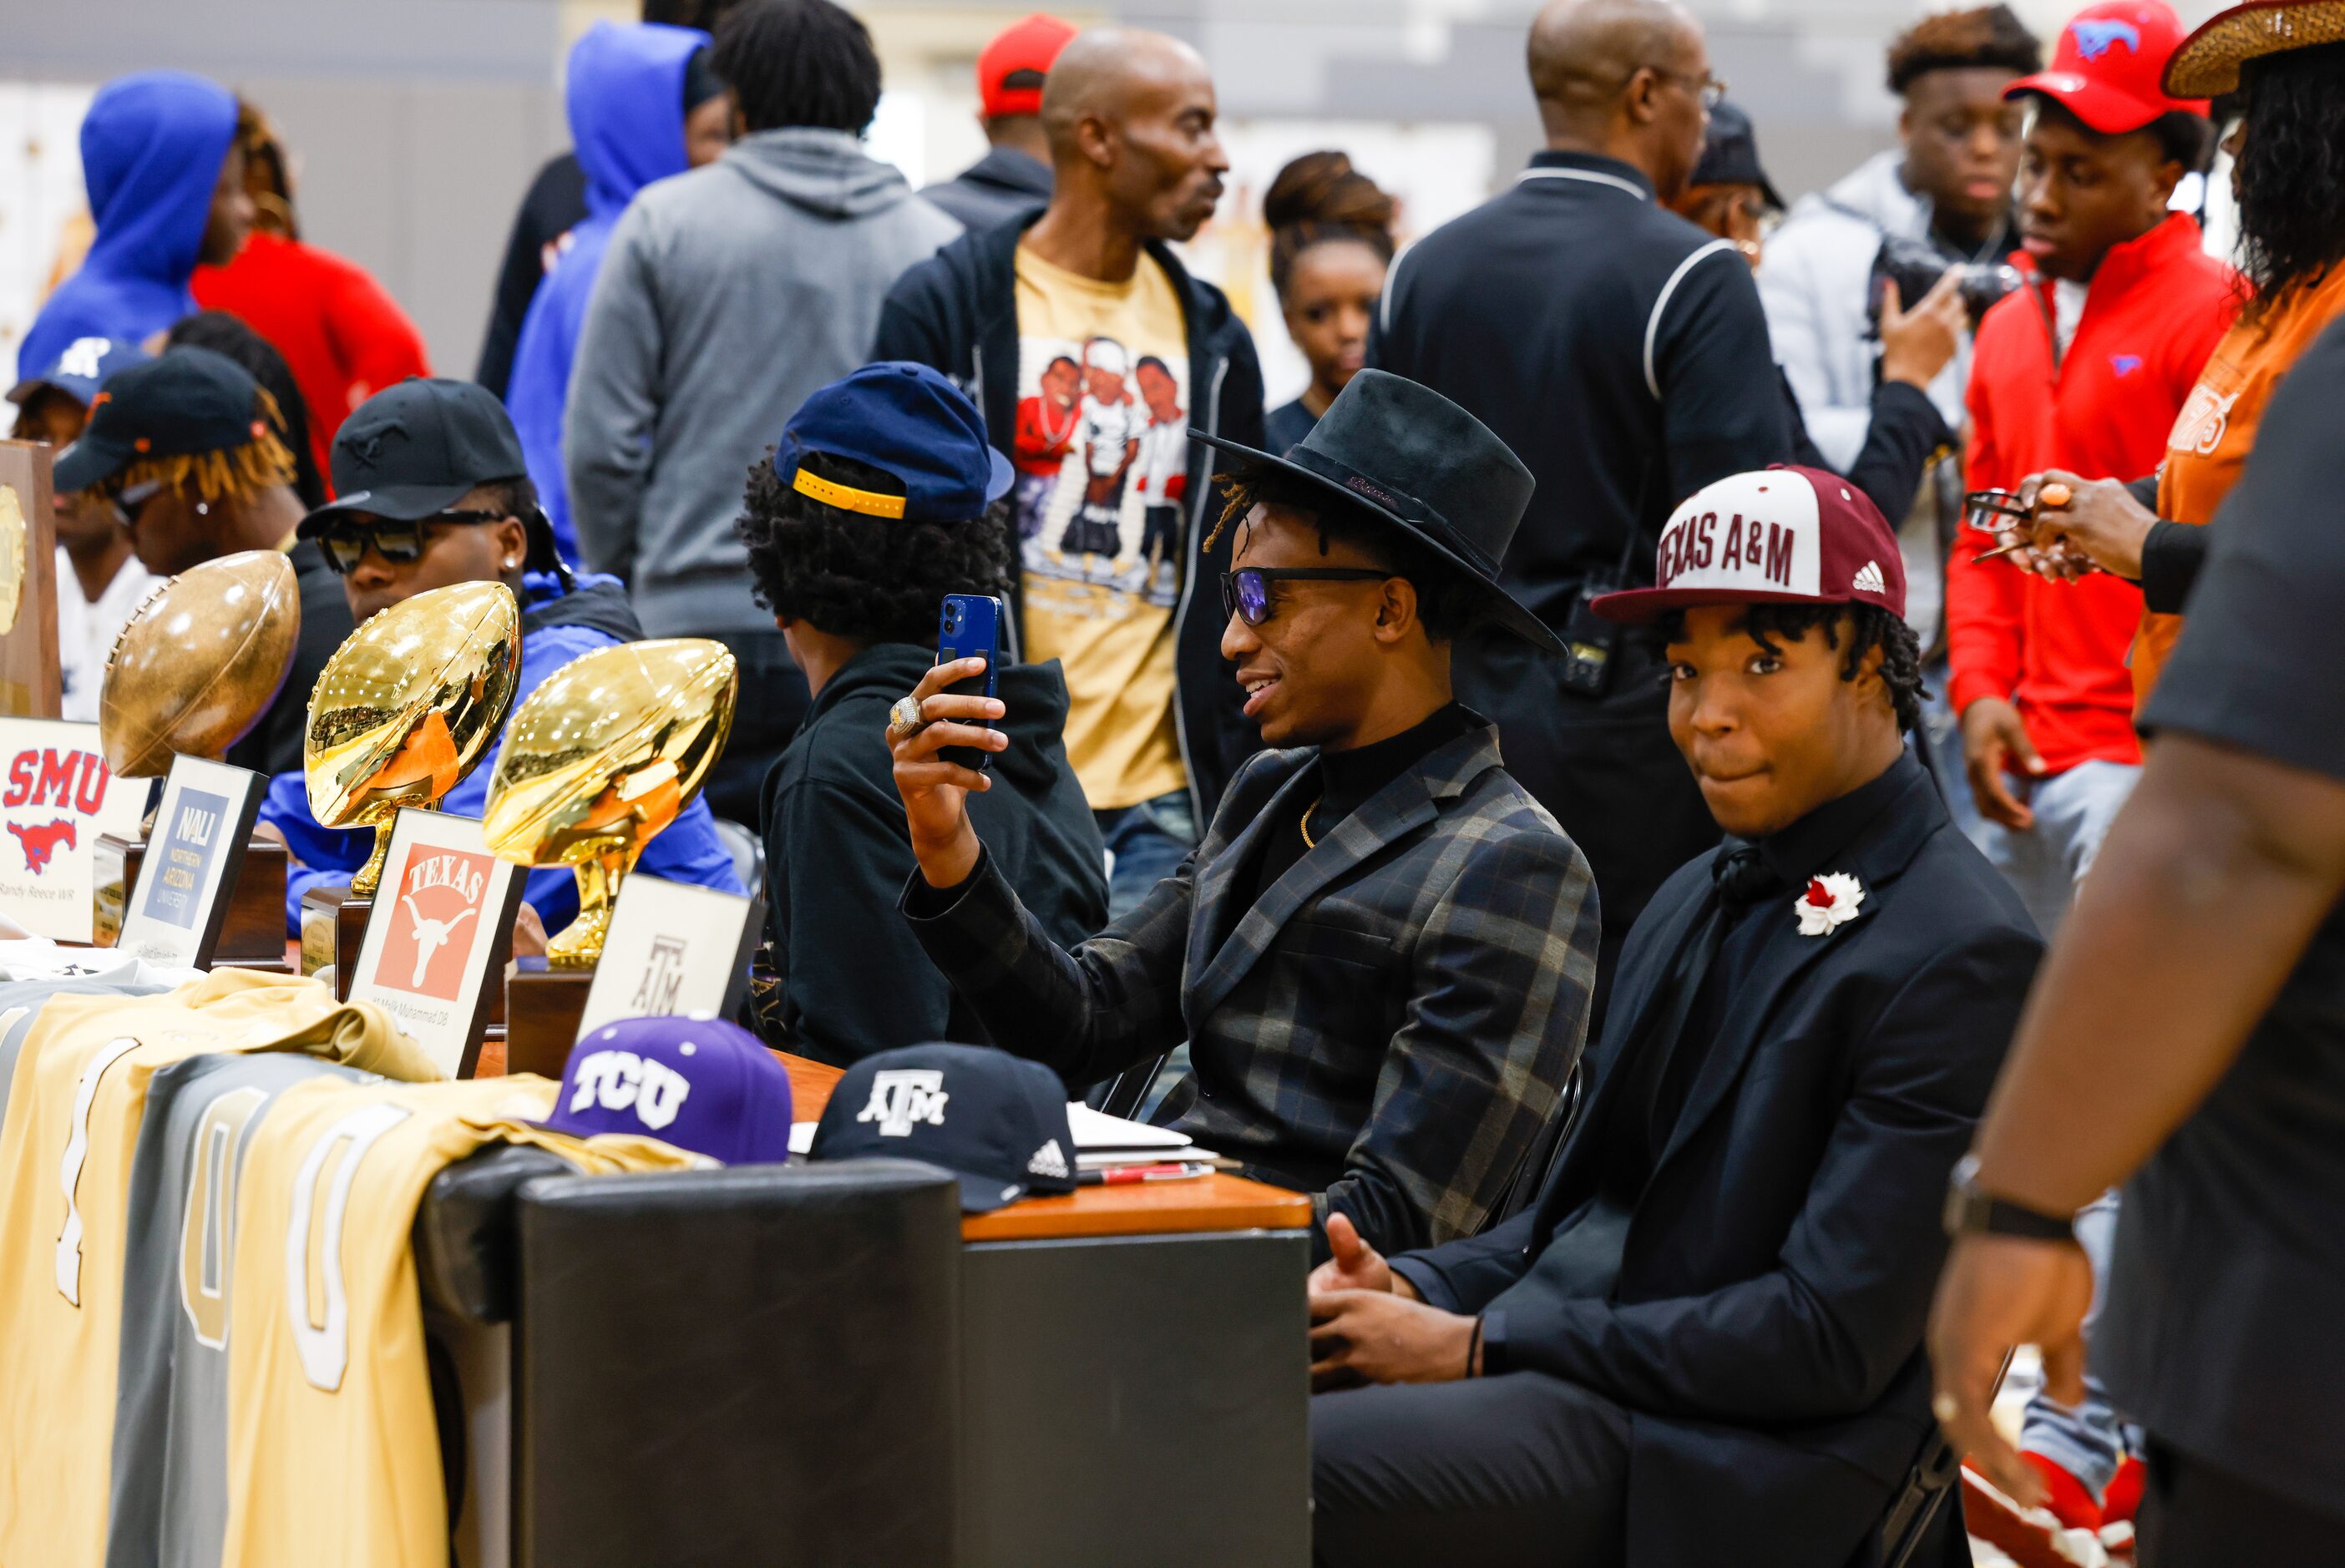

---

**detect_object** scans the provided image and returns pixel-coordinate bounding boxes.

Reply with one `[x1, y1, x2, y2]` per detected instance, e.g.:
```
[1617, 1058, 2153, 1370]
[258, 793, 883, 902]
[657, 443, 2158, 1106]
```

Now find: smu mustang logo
[2071, 18, 2140, 59]
[8, 820, 75, 874]
[857, 1069, 950, 1137]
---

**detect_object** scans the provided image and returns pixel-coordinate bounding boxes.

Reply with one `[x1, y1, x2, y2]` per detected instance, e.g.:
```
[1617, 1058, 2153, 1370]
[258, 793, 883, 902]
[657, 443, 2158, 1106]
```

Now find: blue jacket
[505, 22, 705, 559]
[19, 73, 237, 382]
[261, 570, 744, 934]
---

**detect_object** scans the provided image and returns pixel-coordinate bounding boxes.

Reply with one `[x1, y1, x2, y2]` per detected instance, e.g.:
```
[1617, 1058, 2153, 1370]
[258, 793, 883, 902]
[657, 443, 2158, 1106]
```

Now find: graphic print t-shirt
[1011, 245, 1191, 812]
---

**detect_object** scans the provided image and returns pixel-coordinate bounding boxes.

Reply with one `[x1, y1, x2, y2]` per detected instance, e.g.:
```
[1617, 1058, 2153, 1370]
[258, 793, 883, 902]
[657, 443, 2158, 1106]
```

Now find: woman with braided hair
[1262, 152, 1396, 453]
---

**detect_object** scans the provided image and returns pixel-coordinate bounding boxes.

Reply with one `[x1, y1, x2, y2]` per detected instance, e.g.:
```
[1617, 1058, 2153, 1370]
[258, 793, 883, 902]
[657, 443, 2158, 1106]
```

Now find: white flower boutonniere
[1795, 873, 1866, 937]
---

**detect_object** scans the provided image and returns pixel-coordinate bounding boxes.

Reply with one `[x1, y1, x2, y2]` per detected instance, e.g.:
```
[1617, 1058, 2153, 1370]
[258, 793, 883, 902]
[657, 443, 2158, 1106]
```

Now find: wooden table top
[474, 1039, 1312, 1242]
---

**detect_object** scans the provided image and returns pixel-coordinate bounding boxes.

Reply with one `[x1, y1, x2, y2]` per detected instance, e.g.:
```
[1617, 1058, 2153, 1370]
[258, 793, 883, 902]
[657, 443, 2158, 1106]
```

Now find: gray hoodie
[565, 128, 960, 635]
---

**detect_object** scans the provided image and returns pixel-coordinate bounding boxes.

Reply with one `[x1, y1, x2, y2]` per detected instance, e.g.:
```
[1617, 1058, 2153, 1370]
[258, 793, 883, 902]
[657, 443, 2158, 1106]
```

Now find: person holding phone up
[738, 362, 1107, 1065]
[888, 370, 1598, 1262]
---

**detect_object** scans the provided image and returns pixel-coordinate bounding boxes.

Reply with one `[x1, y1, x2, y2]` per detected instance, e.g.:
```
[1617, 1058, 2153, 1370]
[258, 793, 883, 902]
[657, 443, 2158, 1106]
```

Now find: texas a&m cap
[808, 1042, 1077, 1212]
[1591, 465, 1905, 625]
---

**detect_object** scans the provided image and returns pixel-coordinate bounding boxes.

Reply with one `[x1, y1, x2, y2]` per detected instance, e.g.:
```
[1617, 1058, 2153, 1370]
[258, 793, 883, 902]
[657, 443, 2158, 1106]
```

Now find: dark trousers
[705, 630, 810, 832]
[2140, 1437, 2345, 1568]
[1311, 1373, 1628, 1567]
[1452, 631, 1719, 1019]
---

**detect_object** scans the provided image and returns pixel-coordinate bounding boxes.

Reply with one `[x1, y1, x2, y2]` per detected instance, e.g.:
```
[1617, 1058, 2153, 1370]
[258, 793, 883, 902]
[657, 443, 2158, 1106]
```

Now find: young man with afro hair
[738, 362, 1106, 1065]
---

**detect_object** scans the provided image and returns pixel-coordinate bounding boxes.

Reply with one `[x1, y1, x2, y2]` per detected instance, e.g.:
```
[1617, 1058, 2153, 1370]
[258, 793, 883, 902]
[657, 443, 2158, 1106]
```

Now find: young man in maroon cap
[1948, 10, 2225, 1548]
[919, 13, 1077, 232]
[1303, 467, 2041, 1568]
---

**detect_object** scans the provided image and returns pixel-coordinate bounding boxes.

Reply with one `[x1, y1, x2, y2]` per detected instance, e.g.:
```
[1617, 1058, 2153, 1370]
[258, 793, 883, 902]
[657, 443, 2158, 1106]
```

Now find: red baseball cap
[978, 13, 1077, 119]
[1592, 466, 1906, 625]
[2004, 1, 2209, 134]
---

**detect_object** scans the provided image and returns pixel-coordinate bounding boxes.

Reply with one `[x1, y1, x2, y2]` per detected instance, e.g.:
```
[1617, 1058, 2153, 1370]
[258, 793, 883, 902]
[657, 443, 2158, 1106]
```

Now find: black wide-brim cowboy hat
[1189, 369, 1563, 656]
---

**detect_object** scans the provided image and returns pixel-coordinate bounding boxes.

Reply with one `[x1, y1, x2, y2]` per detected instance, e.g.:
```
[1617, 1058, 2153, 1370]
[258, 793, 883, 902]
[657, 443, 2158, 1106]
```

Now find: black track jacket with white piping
[874, 213, 1267, 820]
[1370, 150, 1790, 625]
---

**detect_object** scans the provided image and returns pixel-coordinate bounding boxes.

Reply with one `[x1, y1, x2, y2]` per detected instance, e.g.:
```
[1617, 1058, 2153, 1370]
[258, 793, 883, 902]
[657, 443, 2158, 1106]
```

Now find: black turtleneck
[1247, 702, 1477, 908]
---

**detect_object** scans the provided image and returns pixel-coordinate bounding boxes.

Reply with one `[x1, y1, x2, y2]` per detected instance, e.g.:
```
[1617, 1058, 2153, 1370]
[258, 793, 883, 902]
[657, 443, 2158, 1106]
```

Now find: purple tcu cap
[540, 1015, 795, 1166]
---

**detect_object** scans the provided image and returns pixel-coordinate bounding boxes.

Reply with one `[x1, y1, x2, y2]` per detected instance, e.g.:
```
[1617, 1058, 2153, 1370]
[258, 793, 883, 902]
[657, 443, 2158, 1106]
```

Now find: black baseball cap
[808, 1043, 1077, 1213]
[52, 346, 271, 496]
[1691, 101, 1785, 212]
[298, 377, 531, 534]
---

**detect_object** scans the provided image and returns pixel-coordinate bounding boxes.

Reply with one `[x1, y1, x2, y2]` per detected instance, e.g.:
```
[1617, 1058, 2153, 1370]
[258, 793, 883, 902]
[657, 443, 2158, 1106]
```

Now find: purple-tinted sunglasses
[1220, 567, 1390, 626]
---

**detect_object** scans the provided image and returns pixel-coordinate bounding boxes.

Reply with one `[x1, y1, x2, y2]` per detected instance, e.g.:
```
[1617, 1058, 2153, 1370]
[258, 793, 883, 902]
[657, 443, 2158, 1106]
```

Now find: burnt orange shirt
[2140, 265, 2345, 702]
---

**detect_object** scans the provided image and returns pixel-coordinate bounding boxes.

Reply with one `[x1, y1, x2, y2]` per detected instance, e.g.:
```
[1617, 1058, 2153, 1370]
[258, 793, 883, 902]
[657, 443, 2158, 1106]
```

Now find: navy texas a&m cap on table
[808, 1041, 1078, 1212]
[1590, 464, 1906, 625]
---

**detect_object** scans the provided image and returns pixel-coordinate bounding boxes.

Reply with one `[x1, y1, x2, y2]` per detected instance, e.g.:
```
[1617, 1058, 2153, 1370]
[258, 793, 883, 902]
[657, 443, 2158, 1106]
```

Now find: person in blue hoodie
[507, 22, 727, 560]
[19, 72, 251, 382]
[258, 377, 744, 938]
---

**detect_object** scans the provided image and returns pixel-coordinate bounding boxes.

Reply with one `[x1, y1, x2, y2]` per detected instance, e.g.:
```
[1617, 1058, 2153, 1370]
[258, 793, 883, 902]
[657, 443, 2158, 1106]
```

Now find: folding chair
[1871, 1348, 2018, 1568]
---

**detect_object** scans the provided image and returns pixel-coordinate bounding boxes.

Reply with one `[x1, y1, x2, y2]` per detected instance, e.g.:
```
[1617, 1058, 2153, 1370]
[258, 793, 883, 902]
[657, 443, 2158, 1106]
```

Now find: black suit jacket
[1391, 758, 2041, 1567]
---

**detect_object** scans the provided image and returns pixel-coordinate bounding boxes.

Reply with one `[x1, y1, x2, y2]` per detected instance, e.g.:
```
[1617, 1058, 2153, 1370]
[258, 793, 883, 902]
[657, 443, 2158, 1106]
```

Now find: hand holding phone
[936, 594, 1004, 772]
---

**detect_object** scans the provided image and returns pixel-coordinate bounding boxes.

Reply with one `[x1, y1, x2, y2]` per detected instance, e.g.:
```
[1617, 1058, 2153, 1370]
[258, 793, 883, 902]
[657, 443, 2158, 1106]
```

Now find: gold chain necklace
[1300, 797, 1324, 849]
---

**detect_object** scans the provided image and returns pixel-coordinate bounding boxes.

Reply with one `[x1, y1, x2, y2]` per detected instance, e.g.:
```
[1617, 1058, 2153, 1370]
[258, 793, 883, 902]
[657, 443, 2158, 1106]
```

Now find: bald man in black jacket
[1370, 0, 1790, 1007]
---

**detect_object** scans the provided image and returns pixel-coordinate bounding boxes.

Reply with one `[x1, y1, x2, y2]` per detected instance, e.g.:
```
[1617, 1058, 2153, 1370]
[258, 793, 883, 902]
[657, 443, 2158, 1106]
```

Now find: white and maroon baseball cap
[1591, 465, 1905, 625]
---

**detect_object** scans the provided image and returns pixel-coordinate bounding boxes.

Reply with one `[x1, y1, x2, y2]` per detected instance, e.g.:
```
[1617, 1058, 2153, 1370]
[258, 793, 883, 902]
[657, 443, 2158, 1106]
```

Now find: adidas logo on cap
[1852, 560, 1887, 594]
[1027, 1138, 1069, 1179]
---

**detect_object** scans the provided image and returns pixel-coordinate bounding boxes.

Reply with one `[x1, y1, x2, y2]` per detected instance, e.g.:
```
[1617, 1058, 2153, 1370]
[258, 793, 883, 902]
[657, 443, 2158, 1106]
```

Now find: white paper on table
[1065, 1101, 1192, 1151]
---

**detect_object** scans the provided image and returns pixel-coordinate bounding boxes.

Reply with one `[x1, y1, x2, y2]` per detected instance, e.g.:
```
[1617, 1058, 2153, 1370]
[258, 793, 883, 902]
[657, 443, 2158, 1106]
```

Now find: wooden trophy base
[95, 831, 291, 970]
[299, 885, 370, 999]
[503, 957, 592, 1079]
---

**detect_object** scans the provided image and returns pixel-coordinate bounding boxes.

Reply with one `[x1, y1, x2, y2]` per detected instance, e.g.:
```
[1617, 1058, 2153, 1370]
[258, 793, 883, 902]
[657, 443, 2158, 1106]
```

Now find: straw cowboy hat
[2166, 0, 2345, 96]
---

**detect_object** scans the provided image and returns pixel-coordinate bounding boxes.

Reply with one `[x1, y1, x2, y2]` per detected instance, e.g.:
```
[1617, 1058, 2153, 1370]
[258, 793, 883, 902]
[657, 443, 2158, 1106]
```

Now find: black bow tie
[1712, 843, 1784, 909]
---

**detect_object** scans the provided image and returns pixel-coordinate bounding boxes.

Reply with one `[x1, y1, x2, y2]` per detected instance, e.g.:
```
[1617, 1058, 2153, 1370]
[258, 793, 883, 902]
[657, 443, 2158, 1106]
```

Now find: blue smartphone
[936, 594, 1004, 772]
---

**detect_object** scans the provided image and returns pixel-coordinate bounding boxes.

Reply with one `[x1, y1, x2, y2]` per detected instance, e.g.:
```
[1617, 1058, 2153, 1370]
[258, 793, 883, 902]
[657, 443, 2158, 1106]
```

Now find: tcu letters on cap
[537, 1015, 795, 1166]
[1591, 464, 1906, 625]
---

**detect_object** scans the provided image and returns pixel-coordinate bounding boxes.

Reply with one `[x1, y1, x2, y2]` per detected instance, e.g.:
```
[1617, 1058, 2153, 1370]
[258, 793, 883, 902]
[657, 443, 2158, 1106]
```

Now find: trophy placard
[575, 874, 762, 1039]
[299, 580, 520, 989]
[0, 719, 148, 941]
[94, 551, 302, 964]
[115, 756, 266, 969]
[346, 808, 526, 1078]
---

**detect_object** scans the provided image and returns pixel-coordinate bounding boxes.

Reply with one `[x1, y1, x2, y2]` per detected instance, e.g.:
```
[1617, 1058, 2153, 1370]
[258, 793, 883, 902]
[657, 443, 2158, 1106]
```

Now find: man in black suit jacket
[1304, 464, 2043, 1568]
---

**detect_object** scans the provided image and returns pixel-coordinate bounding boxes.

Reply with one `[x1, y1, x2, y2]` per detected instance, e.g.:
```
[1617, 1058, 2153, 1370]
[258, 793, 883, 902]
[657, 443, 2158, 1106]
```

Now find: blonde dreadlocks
[107, 386, 298, 505]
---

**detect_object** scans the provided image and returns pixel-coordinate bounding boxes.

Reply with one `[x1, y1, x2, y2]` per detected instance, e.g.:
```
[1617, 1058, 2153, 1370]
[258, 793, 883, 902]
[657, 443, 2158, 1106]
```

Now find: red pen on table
[1077, 1161, 1211, 1186]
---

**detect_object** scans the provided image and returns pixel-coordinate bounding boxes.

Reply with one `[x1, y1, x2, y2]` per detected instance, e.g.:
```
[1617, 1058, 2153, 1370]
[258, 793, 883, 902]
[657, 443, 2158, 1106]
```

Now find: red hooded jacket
[1951, 214, 2236, 775]
[193, 231, 430, 482]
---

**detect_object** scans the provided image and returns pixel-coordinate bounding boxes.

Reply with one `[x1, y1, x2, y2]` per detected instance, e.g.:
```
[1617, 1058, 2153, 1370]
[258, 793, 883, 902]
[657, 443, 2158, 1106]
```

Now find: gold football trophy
[299, 580, 521, 984]
[482, 638, 737, 970]
[93, 550, 305, 960]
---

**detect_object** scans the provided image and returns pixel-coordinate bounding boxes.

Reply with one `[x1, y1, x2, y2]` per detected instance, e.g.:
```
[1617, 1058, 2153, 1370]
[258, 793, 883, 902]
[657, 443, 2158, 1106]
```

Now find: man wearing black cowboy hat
[888, 370, 1598, 1260]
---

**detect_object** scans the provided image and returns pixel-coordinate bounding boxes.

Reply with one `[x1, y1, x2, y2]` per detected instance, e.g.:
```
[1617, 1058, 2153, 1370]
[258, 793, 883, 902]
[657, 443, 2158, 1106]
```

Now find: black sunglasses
[1220, 567, 1391, 626]
[317, 509, 504, 574]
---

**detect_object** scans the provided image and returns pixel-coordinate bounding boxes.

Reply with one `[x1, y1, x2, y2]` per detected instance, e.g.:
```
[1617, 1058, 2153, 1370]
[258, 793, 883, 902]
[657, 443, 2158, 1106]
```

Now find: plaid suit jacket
[903, 719, 1599, 1255]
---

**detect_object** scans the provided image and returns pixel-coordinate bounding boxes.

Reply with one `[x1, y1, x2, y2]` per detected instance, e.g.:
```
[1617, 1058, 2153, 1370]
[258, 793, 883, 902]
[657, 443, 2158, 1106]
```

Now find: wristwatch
[1942, 1155, 2078, 1242]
